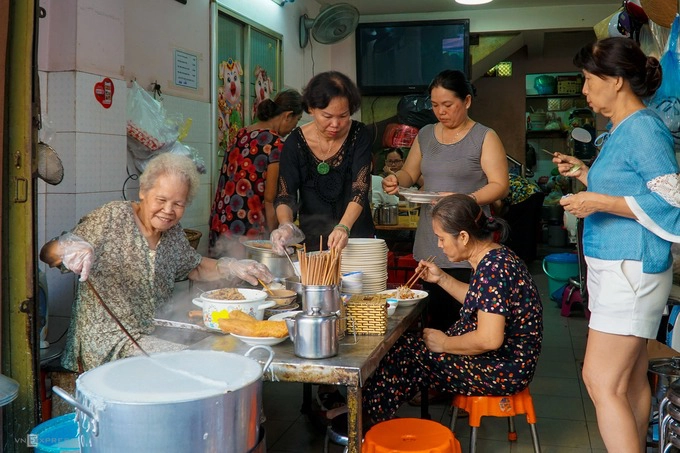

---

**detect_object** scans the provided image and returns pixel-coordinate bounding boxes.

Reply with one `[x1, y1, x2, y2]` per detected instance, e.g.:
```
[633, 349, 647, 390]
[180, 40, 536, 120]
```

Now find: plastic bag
[126, 81, 181, 151]
[382, 123, 419, 148]
[397, 95, 438, 129]
[647, 15, 680, 152]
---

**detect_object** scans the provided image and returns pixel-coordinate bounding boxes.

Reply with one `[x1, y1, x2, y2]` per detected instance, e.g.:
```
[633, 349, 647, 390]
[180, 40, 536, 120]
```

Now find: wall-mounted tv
[355, 19, 470, 96]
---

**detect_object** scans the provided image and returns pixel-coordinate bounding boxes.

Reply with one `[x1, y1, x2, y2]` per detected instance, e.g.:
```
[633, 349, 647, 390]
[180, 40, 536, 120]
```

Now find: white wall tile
[36, 192, 47, 264]
[74, 192, 121, 220]
[163, 95, 211, 144]
[46, 132, 76, 194]
[39, 71, 48, 120]
[47, 71, 76, 132]
[46, 269, 76, 318]
[99, 134, 128, 192]
[44, 193, 76, 241]
[74, 132, 127, 193]
[182, 183, 211, 231]
[75, 73, 126, 135]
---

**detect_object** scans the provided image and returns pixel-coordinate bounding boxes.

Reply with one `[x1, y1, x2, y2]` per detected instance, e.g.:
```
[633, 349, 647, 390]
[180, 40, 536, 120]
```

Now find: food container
[649, 357, 680, 403]
[192, 288, 275, 330]
[373, 204, 398, 225]
[52, 348, 274, 453]
[243, 240, 298, 279]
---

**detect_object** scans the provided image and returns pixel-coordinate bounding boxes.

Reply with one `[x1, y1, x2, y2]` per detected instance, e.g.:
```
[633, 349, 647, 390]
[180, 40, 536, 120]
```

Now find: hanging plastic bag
[397, 94, 438, 129]
[647, 15, 680, 152]
[126, 81, 181, 151]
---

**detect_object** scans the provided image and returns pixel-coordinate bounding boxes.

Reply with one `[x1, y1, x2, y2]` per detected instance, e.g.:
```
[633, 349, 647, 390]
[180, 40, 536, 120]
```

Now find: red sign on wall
[94, 77, 115, 109]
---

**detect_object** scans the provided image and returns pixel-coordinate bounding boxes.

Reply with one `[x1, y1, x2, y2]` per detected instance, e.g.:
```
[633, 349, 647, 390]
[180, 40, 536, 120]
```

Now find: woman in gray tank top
[383, 69, 509, 335]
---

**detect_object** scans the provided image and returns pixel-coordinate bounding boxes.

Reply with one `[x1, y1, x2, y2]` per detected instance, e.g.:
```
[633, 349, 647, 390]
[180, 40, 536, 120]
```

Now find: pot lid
[0, 374, 19, 407]
[649, 356, 680, 376]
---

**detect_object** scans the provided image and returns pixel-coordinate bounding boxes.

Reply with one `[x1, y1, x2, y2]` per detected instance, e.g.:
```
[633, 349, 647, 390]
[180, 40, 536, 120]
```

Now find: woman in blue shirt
[552, 37, 680, 452]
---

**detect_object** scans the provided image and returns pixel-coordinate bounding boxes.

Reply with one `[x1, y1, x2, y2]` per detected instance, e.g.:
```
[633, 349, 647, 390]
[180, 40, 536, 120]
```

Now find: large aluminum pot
[53, 348, 273, 453]
[243, 239, 298, 279]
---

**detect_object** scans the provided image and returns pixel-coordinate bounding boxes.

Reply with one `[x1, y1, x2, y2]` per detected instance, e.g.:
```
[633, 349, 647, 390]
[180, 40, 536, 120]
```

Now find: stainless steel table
[190, 300, 426, 453]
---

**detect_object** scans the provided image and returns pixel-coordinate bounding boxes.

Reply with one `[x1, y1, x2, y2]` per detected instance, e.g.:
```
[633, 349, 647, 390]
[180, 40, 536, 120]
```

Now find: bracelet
[334, 224, 350, 235]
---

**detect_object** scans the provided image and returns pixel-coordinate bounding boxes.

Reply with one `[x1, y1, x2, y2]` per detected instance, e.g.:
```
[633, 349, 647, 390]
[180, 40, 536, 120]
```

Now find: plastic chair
[449, 388, 541, 453]
[362, 418, 462, 453]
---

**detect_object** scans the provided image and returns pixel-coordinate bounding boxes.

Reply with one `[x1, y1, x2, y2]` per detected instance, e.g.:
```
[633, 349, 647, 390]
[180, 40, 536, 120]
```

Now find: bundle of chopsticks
[296, 241, 342, 286]
[403, 256, 436, 289]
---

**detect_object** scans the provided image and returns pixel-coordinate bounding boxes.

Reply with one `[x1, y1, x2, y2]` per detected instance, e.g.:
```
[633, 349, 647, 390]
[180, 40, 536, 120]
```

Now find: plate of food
[398, 187, 444, 205]
[268, 310, 302, 321]
[377, 288, 428, 306]
[230, 333, 288, 346]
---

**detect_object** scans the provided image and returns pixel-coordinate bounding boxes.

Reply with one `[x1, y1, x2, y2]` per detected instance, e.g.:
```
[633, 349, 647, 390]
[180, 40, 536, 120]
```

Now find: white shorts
[586, 256, 673, 339]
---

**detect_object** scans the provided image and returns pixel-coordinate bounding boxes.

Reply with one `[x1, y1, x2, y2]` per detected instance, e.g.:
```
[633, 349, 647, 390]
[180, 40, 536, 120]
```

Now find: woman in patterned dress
[363, 194, 543, 422]
[209, 90, 303, 257]
[40, 153, 273, 372]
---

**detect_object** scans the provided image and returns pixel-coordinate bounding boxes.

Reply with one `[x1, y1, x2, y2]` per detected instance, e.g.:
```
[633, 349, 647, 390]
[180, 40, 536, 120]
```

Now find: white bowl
[192, 288, 275, 331]
[386, 299, 399, 317]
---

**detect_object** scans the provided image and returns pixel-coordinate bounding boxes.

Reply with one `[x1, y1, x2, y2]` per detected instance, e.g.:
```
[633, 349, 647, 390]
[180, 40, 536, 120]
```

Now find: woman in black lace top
[272, 71, 375, 253]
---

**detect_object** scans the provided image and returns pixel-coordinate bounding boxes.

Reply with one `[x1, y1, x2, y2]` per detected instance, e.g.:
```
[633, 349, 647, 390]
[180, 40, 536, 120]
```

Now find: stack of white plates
[341, 238, 388, 294]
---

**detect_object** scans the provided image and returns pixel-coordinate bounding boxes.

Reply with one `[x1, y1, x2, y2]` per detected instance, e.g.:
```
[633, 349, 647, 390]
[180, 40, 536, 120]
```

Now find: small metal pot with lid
[373, 203, 398, 225]
[285, 307, 339, 359]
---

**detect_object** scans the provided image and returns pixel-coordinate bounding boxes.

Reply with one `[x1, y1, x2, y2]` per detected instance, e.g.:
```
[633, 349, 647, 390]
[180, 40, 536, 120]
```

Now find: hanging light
[455, 0, 493, 4]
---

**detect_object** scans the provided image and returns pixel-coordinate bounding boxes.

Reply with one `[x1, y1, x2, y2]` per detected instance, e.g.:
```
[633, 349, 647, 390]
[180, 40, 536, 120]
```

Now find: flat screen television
[355, 19, 470, 96]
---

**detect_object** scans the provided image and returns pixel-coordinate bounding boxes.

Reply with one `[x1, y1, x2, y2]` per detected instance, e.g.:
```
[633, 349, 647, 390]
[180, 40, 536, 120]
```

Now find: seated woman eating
[363, 194, 543, 422]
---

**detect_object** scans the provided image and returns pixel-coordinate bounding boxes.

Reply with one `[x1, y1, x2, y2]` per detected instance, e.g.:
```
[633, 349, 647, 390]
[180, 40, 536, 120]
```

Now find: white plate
[377, 289, 428, 306]
[230, 333, 288, 346]
[268, 310, 302, 321]
[399, 188, 444, 204]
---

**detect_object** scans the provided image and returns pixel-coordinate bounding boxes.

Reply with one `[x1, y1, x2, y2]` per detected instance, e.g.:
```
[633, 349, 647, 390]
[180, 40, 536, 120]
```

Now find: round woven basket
[184, 229, 202, 250]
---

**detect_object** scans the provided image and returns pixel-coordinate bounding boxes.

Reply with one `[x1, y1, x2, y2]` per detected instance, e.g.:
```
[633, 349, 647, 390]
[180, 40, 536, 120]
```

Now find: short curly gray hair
[139, 153, 200, 203]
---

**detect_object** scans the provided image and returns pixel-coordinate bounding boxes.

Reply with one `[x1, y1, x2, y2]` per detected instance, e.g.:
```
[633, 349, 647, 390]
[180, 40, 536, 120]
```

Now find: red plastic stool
[449, 388, 541, 453]
[363, 418, 461, 453]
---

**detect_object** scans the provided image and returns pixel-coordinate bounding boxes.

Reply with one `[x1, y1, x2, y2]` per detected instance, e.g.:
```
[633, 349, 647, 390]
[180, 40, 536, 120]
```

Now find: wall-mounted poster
[217, 58, 244, 154]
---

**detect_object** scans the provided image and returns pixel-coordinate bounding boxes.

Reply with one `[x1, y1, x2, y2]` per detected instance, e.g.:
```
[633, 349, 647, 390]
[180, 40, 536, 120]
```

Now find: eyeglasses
[386, 159, 403, 165]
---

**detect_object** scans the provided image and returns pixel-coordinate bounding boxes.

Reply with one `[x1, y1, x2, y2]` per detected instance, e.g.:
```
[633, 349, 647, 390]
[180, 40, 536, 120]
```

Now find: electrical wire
[121, 164, 139, 201]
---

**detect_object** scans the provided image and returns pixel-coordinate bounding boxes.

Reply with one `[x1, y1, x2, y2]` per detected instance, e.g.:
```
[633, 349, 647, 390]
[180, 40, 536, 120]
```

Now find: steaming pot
[53, 348, 273, 452]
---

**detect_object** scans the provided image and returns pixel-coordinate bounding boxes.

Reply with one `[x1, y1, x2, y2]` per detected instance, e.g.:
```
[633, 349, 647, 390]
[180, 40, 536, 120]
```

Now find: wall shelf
[526, 130, 568, 138]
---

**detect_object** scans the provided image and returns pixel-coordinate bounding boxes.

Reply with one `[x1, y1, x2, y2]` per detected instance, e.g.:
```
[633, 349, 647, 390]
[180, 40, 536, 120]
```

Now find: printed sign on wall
[94, 77, 114, 109]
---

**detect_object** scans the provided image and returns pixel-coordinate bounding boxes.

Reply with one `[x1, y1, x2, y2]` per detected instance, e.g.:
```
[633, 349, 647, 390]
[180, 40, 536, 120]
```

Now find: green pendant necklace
[316, 128, 334, 175]
[317, 161, 330, 175]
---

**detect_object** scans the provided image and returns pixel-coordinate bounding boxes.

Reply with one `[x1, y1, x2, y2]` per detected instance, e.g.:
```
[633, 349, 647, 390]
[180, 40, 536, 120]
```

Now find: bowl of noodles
[192, 288, 275, 330]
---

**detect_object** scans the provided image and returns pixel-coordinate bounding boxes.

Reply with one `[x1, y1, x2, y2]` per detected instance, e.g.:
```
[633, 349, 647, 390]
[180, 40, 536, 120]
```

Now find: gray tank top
[414, 122, 492, 269]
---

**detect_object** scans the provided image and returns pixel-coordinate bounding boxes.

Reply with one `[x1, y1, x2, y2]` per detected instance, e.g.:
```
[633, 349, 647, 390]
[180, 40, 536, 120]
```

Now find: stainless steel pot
[373, 203, 398, 225]
[243, 240, 297, 279]
[285, 307, 339, 359]
[53, 348, 273, 453]
[650, 357, 680, 403]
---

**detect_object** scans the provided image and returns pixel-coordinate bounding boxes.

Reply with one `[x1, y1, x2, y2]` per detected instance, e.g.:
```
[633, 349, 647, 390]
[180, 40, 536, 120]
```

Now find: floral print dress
[61, 201, 202, 372]
[209, 128, 283, 250]
[363, 246, 543, 422]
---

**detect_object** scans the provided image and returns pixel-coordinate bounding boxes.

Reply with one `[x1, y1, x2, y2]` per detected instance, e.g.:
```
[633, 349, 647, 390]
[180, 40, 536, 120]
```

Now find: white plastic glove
[58, 233, 94, 282]
[270, 222, 305, 256]
[216, 257, 273, 286]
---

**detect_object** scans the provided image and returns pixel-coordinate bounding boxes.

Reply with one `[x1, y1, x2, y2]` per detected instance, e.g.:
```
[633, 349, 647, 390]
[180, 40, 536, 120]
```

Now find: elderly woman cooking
[362, 194, 543, 422]
[40, 153, 273, 372]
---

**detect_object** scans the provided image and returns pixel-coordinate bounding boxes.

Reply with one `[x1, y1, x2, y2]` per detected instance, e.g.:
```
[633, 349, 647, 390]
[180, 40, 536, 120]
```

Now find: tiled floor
[261, 256, 612, 453]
